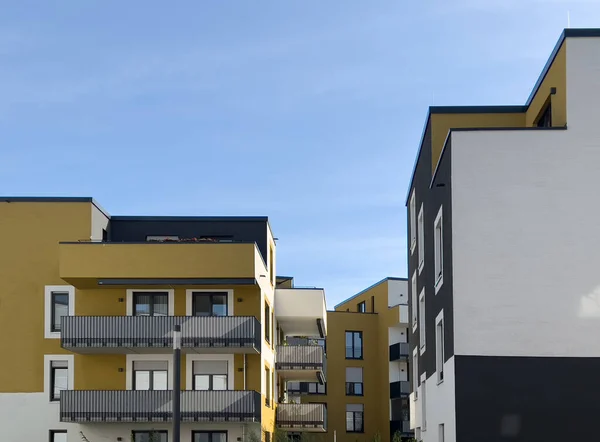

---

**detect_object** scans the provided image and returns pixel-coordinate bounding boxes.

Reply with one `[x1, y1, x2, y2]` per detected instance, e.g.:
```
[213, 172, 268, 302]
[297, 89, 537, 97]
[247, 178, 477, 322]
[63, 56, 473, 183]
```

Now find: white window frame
[418, 204, 424, 273]
[186, 289, 234, 316]
[409, 190, 416, 254]
[45, 285, 75, 339]
[412, 348, 418, 401]
[185, 354, 234, 391]
[439, 423, 445, 442]
[411, 272, 417, 330]
[421, 373, 427, 431]
[434, 206, 443, 294]
[435, 310, 444, 384]
[44, 354, 74, 404]
[419, 289, 426, 354]
[126, 354, 174, 390]
[126, 289, 174, 316]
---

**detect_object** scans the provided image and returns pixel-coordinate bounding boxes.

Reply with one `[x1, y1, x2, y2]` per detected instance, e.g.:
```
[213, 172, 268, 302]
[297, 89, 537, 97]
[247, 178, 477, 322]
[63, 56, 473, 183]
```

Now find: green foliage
[392, 430, 404, 442]
[371, 432, 382, 442]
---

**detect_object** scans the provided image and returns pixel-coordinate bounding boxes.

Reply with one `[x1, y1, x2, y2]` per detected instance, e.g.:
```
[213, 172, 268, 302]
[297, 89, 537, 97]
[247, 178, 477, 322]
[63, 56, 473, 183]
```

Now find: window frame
[45, 285, 75, 339]
[307, 382, 326, 394]
[265, 366, 271, 407]
[418, 204, 425, 273]
[436, 311, 444, 384]
[409, 190, 416, 254]
[131, 430, 168, 442]
[345, 404, 365, 433]
[192, 292, 228, 317]
[345, 331, 363, 360]
[345, 367, 364, 396]
[411, 272, 417, 330]
[434, 206, 443, 294]
[192, 431, 227, 442]
[127, 289, 174, 316]
[357, 301, 366, 313]
[439, 423, 445, 442]
[412, 348, 418, 401]
[49, 430, 68, 442]
[419, 290, 426, 354]
[264, 301, 271, 344]
[50, 292, 69, 333]
[133, 292, 169, 317]
[50, 363, 68, 402]
[133, 365, 168, 391]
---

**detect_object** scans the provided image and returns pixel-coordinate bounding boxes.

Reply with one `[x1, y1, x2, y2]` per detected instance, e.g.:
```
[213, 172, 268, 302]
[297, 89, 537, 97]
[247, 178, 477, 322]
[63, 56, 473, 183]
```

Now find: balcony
[389, 304, 409, 325]
[60, 390, 261, 423]
[276, 404, 327, 432]
[276, 345, 326, 383]
[390, 420, 412, 436]
[61, 316, 261, 354]
[390, 381, 410, 399]
[389, 342, 410, 361]
[59, 241, 263, 288]
[275, 288, 327, 337]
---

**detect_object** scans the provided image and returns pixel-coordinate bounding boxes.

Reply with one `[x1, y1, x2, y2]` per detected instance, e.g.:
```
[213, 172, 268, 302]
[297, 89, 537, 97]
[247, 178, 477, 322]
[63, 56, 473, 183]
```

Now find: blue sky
[1, 1, 599, 306]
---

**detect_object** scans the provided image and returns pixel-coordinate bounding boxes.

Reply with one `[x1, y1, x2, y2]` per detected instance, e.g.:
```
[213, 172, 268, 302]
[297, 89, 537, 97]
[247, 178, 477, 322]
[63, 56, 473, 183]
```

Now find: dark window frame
[192, 292, 228, 317]
[193, 431, 228, 442]
[49, 430, 67, 442]
[307, 382, 327, 394]
[345, 381, 364, 396]
[133, 292, 169, 317]
[536, 101, 552, 127]
[50, 292, 69, 333]
[131, 430, 168, 442]
[133, 368, 168, 391]
[50, 365, 68, 402]
[264, 302, 271, 344]
[357, 301, 366, 313]
[346, 409, 364, 433]
[345, 331, 363, 360]
[193, 373, 228, 391]
[265, 366, 271, 407]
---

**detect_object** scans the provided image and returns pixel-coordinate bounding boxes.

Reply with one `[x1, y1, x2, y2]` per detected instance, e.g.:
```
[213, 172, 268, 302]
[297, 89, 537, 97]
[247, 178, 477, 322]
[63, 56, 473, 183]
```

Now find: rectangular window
[265, 367, 271, 407]
[133, 361, 168, 390]
[50, 361, 68, 401]
[412, 349, 418, 400]
[51, 292, 69, 332]
[192, 292, 228, 316]
[49, 430, 68, 442]
[439, 423, 445, 442]
[345, 331, 363, 359]
[307, 382, 326, 394]
[411, 272, 417, 329]
[536, 102, 552, 127]
[345, 367, 363, 396]
[264, 301, 271, 343]
[132, 431, 168, 442]
[410, 190, 416, 253]
[269, 245, 275, 286]
[193, 361, 228, 390]
[434, 207, 443, 291]
[346, 404, 364, 433]
[419, 290, 426, 351]
[265, 431, 271, 442]
[422, 379, 427, 431]
[436, 314, 444, 383]
[371, 296, 375, 313]
[134, 292, 168, 316]
[193, 431, 227, 442]
[357, 301, 366, 313]
[418, 204, 424, 272]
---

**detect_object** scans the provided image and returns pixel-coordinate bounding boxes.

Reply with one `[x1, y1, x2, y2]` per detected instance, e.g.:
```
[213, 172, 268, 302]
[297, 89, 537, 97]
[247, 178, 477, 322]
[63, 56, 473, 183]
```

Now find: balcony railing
[277, 403, 327, 432]
[60, 390, 261, 423]
[389, 342, 410, 361]
[61, 316, 261, 354]
[390, 419, 412, 436]
[276, 346, 326, 383]
[390, 381, 410, 399]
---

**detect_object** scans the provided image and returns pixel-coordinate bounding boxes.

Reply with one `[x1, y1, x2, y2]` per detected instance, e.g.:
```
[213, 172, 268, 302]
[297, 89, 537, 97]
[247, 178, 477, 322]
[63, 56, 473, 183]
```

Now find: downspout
[244, 353, 247, 390]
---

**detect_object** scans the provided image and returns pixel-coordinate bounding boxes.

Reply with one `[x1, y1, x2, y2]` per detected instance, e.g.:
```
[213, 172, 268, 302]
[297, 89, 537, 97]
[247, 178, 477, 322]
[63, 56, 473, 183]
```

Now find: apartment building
[0, 197, 327, 442]
[288, 278, 412, 442]
[406, 28, 600, 442]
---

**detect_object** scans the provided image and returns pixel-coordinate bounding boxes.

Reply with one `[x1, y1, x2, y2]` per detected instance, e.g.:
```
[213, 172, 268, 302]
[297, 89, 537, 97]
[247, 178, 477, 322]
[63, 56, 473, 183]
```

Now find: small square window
[49, 430, 67, 442]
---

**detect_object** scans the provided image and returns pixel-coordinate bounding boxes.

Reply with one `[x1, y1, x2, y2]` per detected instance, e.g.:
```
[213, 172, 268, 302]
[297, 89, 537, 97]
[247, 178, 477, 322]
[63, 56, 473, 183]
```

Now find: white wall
[388, 326, 408, 345]
[90, 204, 109, 241]
[388, 279, 408, 307]
[389, 361, 408, 383]
[0, 392, 258, 442]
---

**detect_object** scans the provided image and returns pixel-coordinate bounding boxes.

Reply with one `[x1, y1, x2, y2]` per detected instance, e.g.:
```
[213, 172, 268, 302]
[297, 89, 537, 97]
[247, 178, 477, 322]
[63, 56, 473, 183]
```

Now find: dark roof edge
[430, 105, 526, 114]
[334, 277, 400, 309]
[111, 216, 269, 222]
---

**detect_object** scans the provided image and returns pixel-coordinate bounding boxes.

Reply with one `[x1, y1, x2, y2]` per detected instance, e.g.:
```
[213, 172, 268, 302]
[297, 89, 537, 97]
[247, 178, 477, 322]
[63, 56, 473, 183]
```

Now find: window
[134, 292, 168, 316]
[192, 292, 227, 316]
[132, 431, 168, 442]
[345, 367, 363, 396]
[346, 404, 364, 433]
[269, 245, 275, 285]
[439, 424, 445, 442]
[51, 292, 69, 333]
[409, 190, 416, 253]
[422, 379, 427, 430]
[371, 296, 375, 313]
[102, 228, 108, 241]
[45, 285, 74, 339]
[307, 382, 326, 394]
[133, 361, 168, 390]
[536, 102, 552, 127]
[193, 431, 227, 442]
[434, 207, 443, 292]
[436, 313, 444, 384]
[411, 272, 417, 329]
[264, 301, 271, 343]
[193, 361, 228, 390]
[418, 204, 424, 272]
[357, 301, 366, 313]
[265, 367, 271, 407]
[345, 331, 363, 359]
[412, 349, 418, 400]
[265, 431, 271, 442]
[50, 361, 68, 401]
[49, 430, 67, 442]
[419, 290, 426, 352]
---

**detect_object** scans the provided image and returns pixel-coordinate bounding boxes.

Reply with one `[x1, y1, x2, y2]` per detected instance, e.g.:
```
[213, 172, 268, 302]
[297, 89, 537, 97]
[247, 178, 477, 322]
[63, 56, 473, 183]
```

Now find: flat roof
[334, 276, 407, 309]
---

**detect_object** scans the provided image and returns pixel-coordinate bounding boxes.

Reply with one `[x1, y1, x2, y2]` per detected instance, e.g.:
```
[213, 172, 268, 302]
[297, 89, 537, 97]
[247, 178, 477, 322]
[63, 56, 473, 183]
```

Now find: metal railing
[276, 345, 326, 383]
[277, 403, 327, 430]
[60, 390, 261, 423]
[389, 381, 410, 398]
[389, 342, 410, 361]
[390, 419, 412, 435]
[61, 316, 261, 352]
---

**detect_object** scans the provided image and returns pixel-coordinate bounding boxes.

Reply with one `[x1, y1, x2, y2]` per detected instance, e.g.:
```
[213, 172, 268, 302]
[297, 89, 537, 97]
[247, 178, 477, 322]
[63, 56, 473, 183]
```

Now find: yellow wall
[525, 42, 567, 127]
